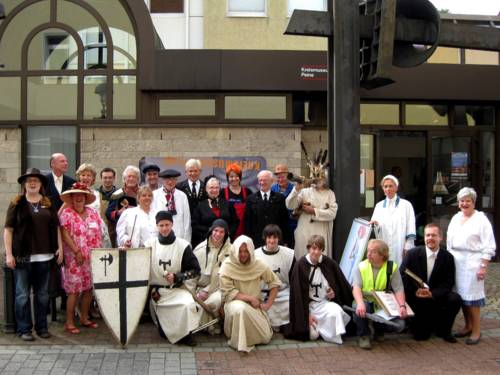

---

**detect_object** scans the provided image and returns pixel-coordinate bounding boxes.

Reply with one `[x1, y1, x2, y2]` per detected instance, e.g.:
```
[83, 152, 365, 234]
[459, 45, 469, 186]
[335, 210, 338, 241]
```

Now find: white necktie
[427, 253, 436, 280]
[55, 176, 63, 194]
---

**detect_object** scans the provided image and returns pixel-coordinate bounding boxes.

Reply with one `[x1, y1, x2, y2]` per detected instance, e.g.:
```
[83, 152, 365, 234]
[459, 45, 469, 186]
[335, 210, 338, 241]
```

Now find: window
[0, 77, 21, 120]
[26, 126, 78, 177]
[454, 105, 495, 127]
[361, 103, 399, 125]
[465, 49, 499, 66]
[227, 0, 266, 17]
[225, 96, 286, 120]
[159, 99, 216, 117]
[150, 0, 184, 14]
[405, 104, 448, 126]
[288, 0, 326, 16]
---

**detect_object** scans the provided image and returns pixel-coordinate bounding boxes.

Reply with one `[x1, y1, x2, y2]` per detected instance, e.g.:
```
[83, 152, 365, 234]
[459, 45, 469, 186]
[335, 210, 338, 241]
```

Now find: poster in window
[450, 152, 468, 181]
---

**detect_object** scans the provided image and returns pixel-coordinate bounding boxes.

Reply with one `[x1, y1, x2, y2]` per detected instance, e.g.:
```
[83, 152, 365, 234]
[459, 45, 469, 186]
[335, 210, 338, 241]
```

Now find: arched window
[0, 0, 137, 122]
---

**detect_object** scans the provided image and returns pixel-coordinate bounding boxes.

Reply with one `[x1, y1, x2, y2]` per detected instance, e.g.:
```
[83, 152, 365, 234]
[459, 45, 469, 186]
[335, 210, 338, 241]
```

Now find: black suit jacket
[176, 179, 207, 215]
[400, 245, 456, 302]
[191, 198, 239, 247]
[244, 190, 291, 248]
[45, 173, 76, 210]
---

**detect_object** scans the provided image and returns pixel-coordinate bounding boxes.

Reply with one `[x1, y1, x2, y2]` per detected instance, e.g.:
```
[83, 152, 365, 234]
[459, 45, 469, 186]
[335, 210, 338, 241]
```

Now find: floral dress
[60, 207, 102, 294]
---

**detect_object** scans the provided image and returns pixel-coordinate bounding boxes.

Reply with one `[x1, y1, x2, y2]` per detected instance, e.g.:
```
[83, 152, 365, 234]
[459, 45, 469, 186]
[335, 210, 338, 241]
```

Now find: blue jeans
[13, 260, 51, 335]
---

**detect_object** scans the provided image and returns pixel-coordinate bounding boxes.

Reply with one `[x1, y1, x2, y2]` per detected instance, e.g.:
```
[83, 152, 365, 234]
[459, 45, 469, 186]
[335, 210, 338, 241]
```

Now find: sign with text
[140, 156, 266, 191]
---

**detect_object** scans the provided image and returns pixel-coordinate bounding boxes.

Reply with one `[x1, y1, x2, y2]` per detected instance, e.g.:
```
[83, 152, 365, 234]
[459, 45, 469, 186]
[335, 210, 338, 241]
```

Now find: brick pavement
[0, 264, 499, 374]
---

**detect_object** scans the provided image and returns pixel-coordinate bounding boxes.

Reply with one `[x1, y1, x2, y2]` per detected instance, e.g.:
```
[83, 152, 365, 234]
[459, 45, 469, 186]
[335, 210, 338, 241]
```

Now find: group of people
[3, 153, 496, 353]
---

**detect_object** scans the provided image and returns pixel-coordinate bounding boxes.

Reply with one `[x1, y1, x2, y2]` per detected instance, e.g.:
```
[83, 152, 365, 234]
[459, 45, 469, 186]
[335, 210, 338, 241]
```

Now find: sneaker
[358, 336, 372, 350]
[21, 332, 35, 341]
[38, 331, 52, 339]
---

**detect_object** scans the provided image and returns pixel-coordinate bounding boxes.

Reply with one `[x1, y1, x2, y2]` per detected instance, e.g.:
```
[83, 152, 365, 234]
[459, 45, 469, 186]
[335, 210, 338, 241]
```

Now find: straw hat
[60, 182, 96, 205]
[274, 164, 289, 175]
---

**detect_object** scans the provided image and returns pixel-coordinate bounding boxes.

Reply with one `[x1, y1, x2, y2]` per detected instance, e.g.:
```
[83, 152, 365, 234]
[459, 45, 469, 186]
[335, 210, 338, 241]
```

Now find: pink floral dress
[59, 207, 102, 294]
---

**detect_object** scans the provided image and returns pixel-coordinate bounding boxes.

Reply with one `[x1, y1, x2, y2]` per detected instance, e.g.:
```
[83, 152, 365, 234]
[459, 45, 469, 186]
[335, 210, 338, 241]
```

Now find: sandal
[80, 320, 99, 329]
[64, 324, 80, 335]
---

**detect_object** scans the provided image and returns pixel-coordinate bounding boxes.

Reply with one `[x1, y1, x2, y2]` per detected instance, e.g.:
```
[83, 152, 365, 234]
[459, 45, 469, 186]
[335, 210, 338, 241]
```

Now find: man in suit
[244, 170, 291, 248]
[401, 223, 461, 343]
[176, 159, 207, 216]
[45, 153, 75, 210]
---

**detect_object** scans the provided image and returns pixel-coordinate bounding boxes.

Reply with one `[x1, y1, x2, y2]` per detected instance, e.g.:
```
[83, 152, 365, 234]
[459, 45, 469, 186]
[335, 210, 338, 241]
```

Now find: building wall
[80, 126, 303, 177]
[203, 0, 327, 50]
[0, 129, 22, 252]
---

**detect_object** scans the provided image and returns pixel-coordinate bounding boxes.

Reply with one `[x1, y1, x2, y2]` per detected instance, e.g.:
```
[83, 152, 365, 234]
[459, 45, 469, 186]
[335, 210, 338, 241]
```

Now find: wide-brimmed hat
[60, 182, 96, 205]
[274, 164, 289, 175]
[17, 168, 47, 186]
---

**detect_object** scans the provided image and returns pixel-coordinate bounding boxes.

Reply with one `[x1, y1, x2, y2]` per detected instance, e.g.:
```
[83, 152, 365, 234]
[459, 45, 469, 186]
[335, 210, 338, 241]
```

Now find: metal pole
[330, 0, 361, 261]
[2, 265, 16, 333]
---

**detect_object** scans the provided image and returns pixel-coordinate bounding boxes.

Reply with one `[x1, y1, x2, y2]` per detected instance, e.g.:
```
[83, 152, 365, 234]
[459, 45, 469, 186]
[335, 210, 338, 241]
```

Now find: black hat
[156, 210, 173, 223]
[116, 195, 137, 209]
[17, 168, 47, 186]
[209, 219, 228, 235]
[159, 169, 181, 178]
[142, 163, 160, 174]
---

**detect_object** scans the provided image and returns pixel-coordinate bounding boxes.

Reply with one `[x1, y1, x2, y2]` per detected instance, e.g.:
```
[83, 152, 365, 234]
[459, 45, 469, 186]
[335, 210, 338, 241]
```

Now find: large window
[225, 96, 287, 120]
[405, 104, 448, 126]
[0, 0, 137, 123]
[227, 0, 267, 17]
[26, 126, 78, 176]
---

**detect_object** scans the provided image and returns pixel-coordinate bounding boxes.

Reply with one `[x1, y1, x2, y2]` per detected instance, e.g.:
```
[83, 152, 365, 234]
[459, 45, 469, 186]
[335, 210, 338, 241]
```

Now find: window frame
[226, 0, 267, 18]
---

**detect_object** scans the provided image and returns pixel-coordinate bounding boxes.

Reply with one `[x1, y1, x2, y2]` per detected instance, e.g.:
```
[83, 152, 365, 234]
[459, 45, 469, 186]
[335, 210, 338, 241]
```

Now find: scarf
[220, 235, 267, 281]
[158, 231, 176, 245]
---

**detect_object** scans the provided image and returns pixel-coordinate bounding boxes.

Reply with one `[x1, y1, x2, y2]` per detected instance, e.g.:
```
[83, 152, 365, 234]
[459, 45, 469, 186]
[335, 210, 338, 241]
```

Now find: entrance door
[377, 131, 427, 244]
[429, 133, 478, 234]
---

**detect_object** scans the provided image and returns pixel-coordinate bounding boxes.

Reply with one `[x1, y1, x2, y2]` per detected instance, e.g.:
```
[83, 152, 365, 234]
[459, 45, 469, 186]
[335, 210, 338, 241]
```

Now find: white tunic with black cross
[147, 236, 202, 343]
[307, 255, 350, 344]
[254, 246, 295, 328]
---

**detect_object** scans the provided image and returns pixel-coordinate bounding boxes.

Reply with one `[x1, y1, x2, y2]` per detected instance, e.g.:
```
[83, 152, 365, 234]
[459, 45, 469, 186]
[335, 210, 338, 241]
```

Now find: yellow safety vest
[359, 259, 398, 301]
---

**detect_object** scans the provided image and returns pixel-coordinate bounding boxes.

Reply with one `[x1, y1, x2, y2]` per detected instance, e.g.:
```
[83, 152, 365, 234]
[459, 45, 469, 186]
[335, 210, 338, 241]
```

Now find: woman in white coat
[370, 175, 416, 267]
[447, 187, 496, 345]
[116, 186, 157, 248]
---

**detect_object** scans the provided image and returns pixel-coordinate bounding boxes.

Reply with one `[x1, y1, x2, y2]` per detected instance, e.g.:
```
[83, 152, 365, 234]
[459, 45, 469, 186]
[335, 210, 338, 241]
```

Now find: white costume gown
[307, 255, 350, 344]
[116, 206, 157, 248]
[447, 210, 496, 301]
[254, 246, 295, 328]
[371, 195, 416, 267]
[286, 187, 338, 258]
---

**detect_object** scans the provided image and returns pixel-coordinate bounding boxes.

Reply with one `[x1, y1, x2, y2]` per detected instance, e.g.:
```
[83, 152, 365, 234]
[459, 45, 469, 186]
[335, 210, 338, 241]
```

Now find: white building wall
[144, 0, 203, 49]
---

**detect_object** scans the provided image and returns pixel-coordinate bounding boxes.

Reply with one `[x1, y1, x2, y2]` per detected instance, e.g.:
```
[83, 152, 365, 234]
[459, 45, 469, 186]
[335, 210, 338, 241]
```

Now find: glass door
[430, 134, 478, 233]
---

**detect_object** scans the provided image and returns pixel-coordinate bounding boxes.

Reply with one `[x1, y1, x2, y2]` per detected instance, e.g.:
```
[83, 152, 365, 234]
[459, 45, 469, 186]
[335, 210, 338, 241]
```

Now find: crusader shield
[91, 248, 151, 346]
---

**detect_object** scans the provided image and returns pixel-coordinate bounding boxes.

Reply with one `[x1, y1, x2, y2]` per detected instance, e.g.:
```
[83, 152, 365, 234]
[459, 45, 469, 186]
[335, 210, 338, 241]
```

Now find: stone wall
[0, 129, 22, 253]
[80, 126, 303, 180]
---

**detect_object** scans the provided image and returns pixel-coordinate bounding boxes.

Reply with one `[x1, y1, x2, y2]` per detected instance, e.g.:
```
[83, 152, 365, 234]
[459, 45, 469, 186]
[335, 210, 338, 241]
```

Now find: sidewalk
[0, 264, 499, 374]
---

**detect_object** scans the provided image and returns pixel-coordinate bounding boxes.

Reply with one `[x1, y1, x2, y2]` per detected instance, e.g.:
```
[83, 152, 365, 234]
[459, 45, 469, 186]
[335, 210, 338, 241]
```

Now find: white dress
[307, 255, 350, 344]
[371, 196, 416, 267]
[146, 236, 202, 343]
[152, 188, 192, 242]
[116, 206, 157, 248]
[254, 246, 295, 328]
[447, 210, 496, 301]
[286, 187, 338, 258]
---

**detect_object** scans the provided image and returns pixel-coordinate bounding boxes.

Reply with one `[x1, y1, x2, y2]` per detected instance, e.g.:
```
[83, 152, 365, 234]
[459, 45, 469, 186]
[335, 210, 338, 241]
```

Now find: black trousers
[408, 292, 462, 340]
